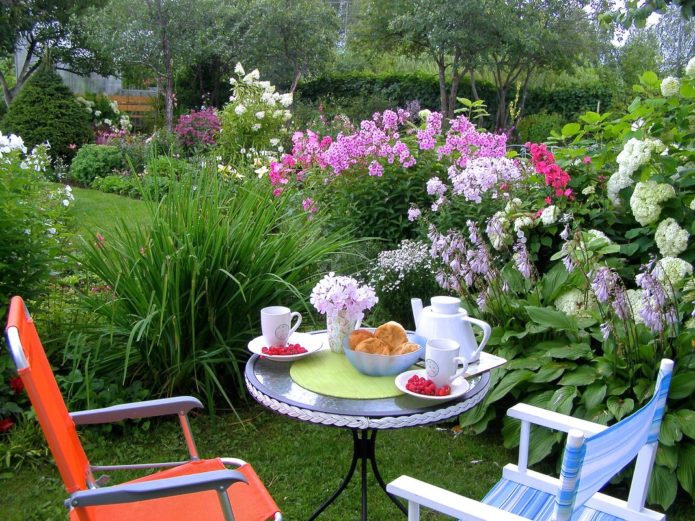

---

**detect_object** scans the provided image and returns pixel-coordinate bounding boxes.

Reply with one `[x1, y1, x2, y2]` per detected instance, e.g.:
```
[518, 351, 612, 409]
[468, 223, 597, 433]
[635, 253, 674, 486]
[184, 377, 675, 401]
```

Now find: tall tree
[0, 0, 108, 108]
[86, 0, 229, 130]
[652, 4, 695, 73]
[242, 0, 340, 93]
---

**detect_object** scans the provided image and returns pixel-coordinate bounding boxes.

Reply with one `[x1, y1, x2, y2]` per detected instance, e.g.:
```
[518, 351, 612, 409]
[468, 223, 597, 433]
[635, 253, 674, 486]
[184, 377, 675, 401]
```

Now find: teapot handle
[460, 316, 492, 361]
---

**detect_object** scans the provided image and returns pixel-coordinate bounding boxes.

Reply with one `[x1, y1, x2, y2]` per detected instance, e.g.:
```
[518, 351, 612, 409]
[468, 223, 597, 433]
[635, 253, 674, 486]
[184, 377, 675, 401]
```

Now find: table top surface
[244, 332, 494, 430]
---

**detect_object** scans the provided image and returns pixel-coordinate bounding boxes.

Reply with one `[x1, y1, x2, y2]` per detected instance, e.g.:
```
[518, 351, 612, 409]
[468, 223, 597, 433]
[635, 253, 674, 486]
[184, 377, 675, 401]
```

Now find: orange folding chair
[4, 296, 281, 521]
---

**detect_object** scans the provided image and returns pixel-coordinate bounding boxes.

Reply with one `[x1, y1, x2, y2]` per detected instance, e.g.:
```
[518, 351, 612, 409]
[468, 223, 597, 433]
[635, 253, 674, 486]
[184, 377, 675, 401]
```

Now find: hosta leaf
[529, 363, 566, 384]
[669, 373, 695, 400]
[528, 427, 562, 466]
[656, 444, 678, 471]
[525, 390, 556, 409]
[525, 306, 577, 331]
[586, 407, 613, 425]
[595, 359, 614, 378]
[545, 343, 591, 360]
[506, 357, 543, 371]
[486, 369, 534, 405]
[558, 366, 598, 386]
[582, 383, 607, 411]
[502, 415, 521, 448]
[606, 396, 634, 421]
[632, 378, 653, 404]
[459, 401, 489, 428]
[677, 443, 695, 498]
[659, 413, 683, 447]
[648, 464, 678, 511]
[675, 410, 695, 439]
[540, 264, 570, 302]
[501, 329, 529, 342]
[550, 385, 577, 414]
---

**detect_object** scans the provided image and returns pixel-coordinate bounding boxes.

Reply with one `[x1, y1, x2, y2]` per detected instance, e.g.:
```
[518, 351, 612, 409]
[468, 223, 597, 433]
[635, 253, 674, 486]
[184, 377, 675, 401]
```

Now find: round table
[244, 337, 491, 521]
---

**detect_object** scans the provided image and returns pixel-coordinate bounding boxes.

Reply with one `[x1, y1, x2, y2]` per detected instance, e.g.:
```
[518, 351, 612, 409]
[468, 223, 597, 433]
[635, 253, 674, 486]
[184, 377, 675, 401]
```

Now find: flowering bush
[310, 272, 378, 320]
[174, 107, 220, 153]
[0, 131, 73, 307]
[75, 92, 132, 141]
[218, 63, 292, 160]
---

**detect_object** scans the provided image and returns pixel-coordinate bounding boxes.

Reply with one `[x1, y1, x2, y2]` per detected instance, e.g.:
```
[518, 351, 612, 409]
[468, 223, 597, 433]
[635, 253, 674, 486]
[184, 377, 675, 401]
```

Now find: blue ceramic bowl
[343, 330, 426, 376]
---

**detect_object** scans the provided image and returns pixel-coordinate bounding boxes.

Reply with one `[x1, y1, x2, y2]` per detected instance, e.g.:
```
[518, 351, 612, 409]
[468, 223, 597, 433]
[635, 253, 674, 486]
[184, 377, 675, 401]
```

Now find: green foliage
[77, 168, 353, 410]
[0, 141, 72, 310]
[517, 112, 567, 144]
[145, 155, 189, 178]
[90, 174, 140, 198]
[0, 68, 93, 161]
[69, 145, 124, 185]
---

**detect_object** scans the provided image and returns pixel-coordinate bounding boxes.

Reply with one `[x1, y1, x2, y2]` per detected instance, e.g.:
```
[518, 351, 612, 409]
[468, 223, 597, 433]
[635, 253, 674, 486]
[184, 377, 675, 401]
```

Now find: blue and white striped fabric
[482, 479, 622, 521]
[481, 360, 672, 521]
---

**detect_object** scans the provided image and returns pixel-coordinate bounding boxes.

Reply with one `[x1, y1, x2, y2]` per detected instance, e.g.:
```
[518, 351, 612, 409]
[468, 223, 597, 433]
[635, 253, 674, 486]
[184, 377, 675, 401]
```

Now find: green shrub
[145, 129, 181, 158]
[145, 155, 189, 178]
[90, 174, 139, 197]
[517, 112, 566, 144]
[1, 67, 93, 161]
[0, 135, 72, 314]
[77, 170, 353, 410]
[69, 145, 125, 185]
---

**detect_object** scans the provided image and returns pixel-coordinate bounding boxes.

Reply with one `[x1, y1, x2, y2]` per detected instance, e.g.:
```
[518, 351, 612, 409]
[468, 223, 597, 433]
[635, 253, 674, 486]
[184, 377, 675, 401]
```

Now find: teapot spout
[411, 298, 423, 328]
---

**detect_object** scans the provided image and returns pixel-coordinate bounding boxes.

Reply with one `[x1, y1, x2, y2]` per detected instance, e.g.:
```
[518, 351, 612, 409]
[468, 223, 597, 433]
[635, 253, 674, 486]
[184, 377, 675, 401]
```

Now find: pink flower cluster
[175, 108, 221, 148]
[96, 128, 127, 145]
[526, 143, 572, 199]
[438, 116, 507, 167]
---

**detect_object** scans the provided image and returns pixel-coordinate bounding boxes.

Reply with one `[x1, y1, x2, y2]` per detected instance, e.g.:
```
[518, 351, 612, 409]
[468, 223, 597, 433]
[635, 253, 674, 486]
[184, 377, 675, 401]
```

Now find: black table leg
[307, 428, 406, 520]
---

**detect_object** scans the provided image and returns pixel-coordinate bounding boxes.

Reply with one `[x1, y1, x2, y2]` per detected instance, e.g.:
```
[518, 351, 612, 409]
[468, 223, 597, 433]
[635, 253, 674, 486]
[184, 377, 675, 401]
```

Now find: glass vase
[326, 311, 357, 354]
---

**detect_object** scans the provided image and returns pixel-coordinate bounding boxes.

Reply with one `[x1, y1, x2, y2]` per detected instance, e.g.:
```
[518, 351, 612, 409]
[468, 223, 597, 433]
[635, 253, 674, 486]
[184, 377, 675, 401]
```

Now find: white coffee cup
[425, 338, 468, 387]
[261, 306, 302, 347]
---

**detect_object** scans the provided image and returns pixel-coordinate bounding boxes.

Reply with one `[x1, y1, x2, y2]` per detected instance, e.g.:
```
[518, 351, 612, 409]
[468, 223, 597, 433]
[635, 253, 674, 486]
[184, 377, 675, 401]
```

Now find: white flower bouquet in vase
[310, 273, 378, 353]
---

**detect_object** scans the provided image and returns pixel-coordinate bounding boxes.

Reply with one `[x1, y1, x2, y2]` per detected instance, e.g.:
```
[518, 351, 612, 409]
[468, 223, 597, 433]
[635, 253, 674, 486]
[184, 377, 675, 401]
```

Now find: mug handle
[289, 312, 302, 337]
[461, 316, 492, 362]
[452, 357, 468, 380]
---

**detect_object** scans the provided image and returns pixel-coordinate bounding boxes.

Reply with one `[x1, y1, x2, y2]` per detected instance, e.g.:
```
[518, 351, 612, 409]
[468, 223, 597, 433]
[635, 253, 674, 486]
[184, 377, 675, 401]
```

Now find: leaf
[620, 242, 640, 256]
[529, 363, 566, 384]
[648, 464, 678, 510]
[540, 264, 570, 303]
[579, 112, 601, 124]
[677, 443, 695, 499]
[528, 427, 562, 466]
[659, 413, 683, 447]
[561, 123, 581, 137]
[558, 365, 598, 386]
[486, 369, 534, 405]
[525, 306, 577, 331]
[550, 385, 577, 414]
[506, 357, 543, 371]
[656, 444, 679, 471]
[681, 82, 695, 99]
[545, 343, 591, 360]
[676, 410, 695, 439]
[669, 373, 695, 400]
[640, 71, 659, 88]
[582, 383, 607, 411]
[606, 396, 634, 421]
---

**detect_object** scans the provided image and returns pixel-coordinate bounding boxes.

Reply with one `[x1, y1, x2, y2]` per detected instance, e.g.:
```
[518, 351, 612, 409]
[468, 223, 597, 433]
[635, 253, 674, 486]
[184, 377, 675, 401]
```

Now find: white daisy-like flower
[234, 104, 246, 116]
[255, 111, 265, 119]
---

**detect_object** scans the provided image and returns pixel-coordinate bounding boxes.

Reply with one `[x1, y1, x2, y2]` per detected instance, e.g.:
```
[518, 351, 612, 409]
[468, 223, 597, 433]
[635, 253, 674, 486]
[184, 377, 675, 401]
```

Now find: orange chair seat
[69, 458, 279, 521]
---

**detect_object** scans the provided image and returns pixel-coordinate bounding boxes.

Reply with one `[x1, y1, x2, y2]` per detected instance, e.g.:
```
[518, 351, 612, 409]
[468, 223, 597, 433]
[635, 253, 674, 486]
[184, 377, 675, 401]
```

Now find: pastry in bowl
[344, 322, 425, 376]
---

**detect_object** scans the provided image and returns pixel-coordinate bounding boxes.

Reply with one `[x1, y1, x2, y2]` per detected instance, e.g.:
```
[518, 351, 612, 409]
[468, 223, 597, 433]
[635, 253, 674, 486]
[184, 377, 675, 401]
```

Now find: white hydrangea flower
[661, 76, 680, 97]
[418, 109, 431, 120]
[505, 198, 523, 214]
[609, 138, 665, 205]
[234, 104, 246, 116]
[279, 93, 293, 108]
[243, 69, 260, 83]
[629, 181, 676, 226]
[655, 256, 693, 286]
[687, 56, 695, 78]
[540, 205, 558, 225]
[261, 92, 275, 105]
[555, 289, 595, 317]
[94, 110, 101, 117]
[513, 216, 534, 232]
[655, 218, 690, 257]
[690, 198, 695, 211]
[486, 211, 509, 250]
[587, 229, 612, 244]
[283, 111, 292, 121]
[582, 185, 595, 195]
[627, 289, 644, 324]
[234, 62, 245, 75]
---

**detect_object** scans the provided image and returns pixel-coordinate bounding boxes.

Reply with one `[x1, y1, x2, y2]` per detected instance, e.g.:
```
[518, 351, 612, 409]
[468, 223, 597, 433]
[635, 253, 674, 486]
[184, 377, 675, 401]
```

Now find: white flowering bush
[629, 181, 675, 226]
[655, 218, 689, 257]
[218, 63, 292, 160]
[76, 93, 132, 136]
[0, 132, 73, 304]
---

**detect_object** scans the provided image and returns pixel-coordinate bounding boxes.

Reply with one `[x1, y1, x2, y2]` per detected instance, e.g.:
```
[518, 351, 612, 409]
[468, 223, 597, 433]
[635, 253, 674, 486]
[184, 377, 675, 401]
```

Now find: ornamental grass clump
[78, 167, 352, 410]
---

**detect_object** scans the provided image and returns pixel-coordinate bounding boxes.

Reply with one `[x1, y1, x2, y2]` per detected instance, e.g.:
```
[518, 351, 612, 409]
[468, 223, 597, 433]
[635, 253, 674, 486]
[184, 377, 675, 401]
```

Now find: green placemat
[290, 351, 403, 399]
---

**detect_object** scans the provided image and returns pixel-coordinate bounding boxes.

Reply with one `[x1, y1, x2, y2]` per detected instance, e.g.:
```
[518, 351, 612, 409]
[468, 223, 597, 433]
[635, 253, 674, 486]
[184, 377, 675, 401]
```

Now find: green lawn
[69, 185, 150, 237]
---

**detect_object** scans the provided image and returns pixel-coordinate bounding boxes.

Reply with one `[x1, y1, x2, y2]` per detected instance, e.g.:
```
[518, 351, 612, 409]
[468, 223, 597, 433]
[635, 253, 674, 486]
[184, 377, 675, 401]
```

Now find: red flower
[0, 418, 14, 433]
[9, 376, 23, 394]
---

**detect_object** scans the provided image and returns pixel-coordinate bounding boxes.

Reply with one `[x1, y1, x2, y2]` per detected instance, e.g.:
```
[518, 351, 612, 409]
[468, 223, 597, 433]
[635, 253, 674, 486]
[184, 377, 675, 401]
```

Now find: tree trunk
[496, 87, 507, 131]
[514, 67, 534, 131]
[289, 69, 302, 94]
[447, 50, 462, 120]
[436, 55, 448, 117]
[468, 68, 480, 102]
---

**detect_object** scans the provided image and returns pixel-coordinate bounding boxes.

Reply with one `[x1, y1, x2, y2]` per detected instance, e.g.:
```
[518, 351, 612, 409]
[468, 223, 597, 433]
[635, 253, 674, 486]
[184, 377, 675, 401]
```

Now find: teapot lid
[430, 296, 461, 314]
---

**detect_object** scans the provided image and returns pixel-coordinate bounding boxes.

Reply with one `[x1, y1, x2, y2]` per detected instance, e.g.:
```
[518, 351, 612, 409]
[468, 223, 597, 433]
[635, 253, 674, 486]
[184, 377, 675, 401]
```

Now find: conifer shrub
[1, 67, 93, 161]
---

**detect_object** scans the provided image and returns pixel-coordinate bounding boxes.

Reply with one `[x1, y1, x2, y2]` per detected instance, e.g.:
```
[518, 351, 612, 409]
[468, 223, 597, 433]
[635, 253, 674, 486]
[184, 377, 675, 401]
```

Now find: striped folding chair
[5, 296, 281, 521]
[388, 359, 673, 521]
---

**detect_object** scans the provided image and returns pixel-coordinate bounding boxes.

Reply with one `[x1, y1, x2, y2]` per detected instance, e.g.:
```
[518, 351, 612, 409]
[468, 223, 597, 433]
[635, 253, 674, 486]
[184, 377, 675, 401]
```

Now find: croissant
[354, 337, 390, 355]
[374, 321, 408, 350]
[391, 342, 421, 356]
[349, 329, 375, 350]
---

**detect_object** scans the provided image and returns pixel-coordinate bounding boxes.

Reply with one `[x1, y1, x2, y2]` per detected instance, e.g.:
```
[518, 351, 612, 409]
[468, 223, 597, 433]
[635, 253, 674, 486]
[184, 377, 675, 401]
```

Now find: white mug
[425, 338, 468, 387]
[261, 306, 302, 347]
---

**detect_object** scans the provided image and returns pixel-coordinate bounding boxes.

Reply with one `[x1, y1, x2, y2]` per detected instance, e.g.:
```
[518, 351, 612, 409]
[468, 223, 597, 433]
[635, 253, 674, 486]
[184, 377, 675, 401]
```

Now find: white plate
[248, 332, 323, 361]
[395, 369, 470, 402]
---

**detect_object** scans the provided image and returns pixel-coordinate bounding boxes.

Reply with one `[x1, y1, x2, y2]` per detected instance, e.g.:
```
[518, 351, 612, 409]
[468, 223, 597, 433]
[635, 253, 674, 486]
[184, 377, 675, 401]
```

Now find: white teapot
[411, 296, 492, 363]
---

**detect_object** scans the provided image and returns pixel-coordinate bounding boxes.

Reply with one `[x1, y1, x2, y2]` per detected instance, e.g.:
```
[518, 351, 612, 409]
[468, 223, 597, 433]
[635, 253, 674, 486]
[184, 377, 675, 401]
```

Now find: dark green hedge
[296, 72, 613, 121]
